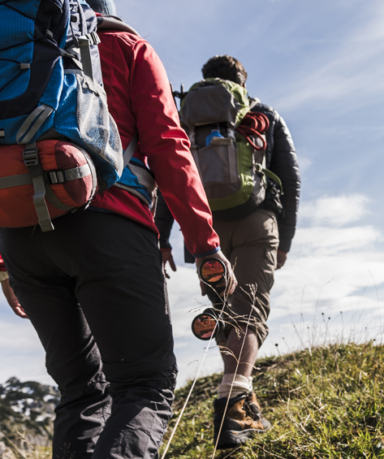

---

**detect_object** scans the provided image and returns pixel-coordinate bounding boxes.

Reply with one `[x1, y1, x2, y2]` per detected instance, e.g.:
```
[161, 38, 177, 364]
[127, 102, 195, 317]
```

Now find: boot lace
[243, 394, 261, 421]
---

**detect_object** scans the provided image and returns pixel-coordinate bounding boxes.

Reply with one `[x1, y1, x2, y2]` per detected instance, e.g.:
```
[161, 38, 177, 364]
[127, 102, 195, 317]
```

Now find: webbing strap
[65, 163, 90, 181]
[255, 164, 283, 193]
[123, 134, 138, 168]
[75, 146, 98, 202]
[47, 161, 94, 211]
[16, 104, 53, 145]
[61, 48, 105, 97]
[114, 182, 151, 206]
[22, 143, 54, 232]
[45, 163, 93, 212]
[264, 169, 283, 193]
[44, 185, 73, 212]
[0, 165, 91, 191]
[32, 175, 54, 231]
[0, 173, 31, 189]
[60, 48, 83, 71]
[128, 163, 156, 194]
[114, 134, 155, 207]
[48, 164, 91, 183]
[78, 36, 94, 81]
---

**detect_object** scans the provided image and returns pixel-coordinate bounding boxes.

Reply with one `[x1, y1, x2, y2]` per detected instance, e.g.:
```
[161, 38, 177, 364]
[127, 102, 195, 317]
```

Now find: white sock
[218, 373, 251, 399]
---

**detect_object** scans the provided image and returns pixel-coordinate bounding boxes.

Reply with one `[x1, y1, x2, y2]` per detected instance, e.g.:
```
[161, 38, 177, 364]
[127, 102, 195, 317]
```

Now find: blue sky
[1, 0, 383, 388]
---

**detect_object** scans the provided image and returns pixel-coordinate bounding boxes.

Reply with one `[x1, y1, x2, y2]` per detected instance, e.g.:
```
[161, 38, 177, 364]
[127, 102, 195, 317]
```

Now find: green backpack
[180, 78, 281, 217]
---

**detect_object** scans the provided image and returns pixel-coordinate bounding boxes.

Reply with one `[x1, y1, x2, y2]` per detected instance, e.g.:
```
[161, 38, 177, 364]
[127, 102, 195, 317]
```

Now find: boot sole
[215, 428, 267, 449]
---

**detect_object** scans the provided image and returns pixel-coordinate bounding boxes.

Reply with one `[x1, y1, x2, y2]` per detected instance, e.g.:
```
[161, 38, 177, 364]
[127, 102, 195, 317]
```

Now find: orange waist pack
[0, 140, 97, 231]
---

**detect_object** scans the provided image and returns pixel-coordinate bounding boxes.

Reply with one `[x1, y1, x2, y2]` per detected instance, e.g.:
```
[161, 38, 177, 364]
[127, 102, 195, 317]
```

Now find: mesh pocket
[193, 141, 240, 200]
[76, 75, 122, 178]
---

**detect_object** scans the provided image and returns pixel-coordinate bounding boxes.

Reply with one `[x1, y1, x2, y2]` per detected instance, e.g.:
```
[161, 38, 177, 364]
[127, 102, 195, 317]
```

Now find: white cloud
[299, 195, 370, 227]
[297, 156, 312, 174]
[294, 226, 380, 256]
[0, 314, 52, 385]
[0, 319, 41, 351]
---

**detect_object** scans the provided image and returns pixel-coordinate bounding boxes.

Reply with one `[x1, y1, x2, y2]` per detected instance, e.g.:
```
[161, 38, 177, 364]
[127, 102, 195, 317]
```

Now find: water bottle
[205, 125, 224, 146]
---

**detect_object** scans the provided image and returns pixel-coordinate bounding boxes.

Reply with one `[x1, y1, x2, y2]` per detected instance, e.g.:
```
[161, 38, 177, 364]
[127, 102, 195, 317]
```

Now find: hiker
[156, 55, 300, 449]
[0, 2, 236, 458]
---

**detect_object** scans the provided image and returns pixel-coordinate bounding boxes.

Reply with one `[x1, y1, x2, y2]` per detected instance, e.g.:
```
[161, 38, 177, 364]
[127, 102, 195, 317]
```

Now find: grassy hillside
[4, 341, 383, 458]
[161, 341, 384, 458]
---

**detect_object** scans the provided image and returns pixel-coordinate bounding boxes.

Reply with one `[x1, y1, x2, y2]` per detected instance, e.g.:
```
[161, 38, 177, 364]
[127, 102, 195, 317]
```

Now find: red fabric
[0, 141, 94, 228]
[0, 255, 6, 272]
[91, 28, 219, 256]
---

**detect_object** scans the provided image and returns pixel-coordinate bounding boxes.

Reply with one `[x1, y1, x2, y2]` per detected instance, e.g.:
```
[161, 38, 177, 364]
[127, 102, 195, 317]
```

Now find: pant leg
[0, 211, 177, 459]
[213, 209, 279, 347]
[67, 212, 177, 459]
[93, 367, 176, 459]
[0, 228, 110, 459]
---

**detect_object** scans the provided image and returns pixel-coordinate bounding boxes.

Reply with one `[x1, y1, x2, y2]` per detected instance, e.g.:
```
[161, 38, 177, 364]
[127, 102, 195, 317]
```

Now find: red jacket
[0, 27, 219, 274]
[91, 27, 219, 258]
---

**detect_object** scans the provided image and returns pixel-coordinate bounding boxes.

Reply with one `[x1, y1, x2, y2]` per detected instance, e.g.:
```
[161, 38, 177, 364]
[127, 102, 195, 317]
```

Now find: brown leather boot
[213, 391, 271, 449]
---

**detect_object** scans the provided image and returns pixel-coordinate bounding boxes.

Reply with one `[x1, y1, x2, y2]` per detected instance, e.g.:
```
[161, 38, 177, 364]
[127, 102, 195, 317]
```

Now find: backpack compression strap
[0, 143, 97, 232]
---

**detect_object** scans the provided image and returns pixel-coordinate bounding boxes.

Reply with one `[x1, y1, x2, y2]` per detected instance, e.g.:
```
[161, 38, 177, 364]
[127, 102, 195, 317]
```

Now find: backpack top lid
[180, 78, 250, 131]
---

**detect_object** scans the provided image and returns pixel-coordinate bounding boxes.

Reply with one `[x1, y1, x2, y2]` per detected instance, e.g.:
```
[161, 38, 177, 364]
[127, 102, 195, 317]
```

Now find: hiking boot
[213, 391, 271, 449]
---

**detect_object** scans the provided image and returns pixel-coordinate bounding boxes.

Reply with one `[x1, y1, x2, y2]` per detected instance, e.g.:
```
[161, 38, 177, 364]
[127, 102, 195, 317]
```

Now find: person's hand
[161, 249, 177, 279]
[195, 250, 237, 297]
[1, 278, 28, 319]
[276, 250, 288, 270]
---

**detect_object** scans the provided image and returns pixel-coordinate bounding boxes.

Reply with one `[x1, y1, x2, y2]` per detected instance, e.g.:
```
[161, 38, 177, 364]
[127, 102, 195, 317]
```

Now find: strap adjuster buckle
[23, 146, 39, 167]
[48, 171, 66, 184]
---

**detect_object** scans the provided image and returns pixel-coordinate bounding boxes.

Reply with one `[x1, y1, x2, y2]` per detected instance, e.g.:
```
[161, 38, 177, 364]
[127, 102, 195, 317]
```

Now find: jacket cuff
[159, 240, 172, 250]
[194, 246, 220, 258]
[278, 238, 292, 253]
[0, 271, 9, 282]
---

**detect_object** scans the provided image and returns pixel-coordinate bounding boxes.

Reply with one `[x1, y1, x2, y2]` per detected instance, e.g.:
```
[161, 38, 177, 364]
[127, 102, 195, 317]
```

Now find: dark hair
[201, 55, 247, 85]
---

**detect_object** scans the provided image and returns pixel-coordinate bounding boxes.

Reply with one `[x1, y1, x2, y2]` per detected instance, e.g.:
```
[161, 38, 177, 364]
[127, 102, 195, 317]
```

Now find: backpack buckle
[23, 145, 39, 167]
[85, 32, 101, 46]
[48, 171, 65, 184]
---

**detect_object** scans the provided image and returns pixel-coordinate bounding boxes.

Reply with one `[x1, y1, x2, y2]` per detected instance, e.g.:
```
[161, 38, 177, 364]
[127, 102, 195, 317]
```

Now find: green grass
[11, 341, 384, 459]
[161, 341, 384, 459]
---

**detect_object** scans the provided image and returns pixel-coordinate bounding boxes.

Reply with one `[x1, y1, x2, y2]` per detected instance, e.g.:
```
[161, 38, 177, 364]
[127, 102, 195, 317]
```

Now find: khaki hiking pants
[213, 209, 279, 347]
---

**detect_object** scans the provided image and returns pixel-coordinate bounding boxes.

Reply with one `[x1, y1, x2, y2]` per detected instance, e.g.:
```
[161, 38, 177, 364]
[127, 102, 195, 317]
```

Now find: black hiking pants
[0, 210, 177, 459]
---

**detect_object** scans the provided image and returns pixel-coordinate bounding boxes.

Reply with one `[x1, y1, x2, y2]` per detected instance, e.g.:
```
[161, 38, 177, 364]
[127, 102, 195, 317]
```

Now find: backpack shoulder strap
[97, 16, 141, 37]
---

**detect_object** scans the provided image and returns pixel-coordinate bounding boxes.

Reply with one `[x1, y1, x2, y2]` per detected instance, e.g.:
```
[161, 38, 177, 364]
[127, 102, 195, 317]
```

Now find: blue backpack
[0, 0, 123, 190]
[0, 1, 156, 230]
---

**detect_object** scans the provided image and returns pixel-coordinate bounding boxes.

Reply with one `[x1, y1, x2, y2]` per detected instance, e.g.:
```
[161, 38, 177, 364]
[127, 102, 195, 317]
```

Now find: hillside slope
[2, 342, 383, 458]
[162, 341, 384, 458]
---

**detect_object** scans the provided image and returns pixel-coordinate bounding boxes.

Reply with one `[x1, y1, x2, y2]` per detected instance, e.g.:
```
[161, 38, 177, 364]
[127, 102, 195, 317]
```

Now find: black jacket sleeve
[155, 190, 174, 249]
[253, 104, 301, 252]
